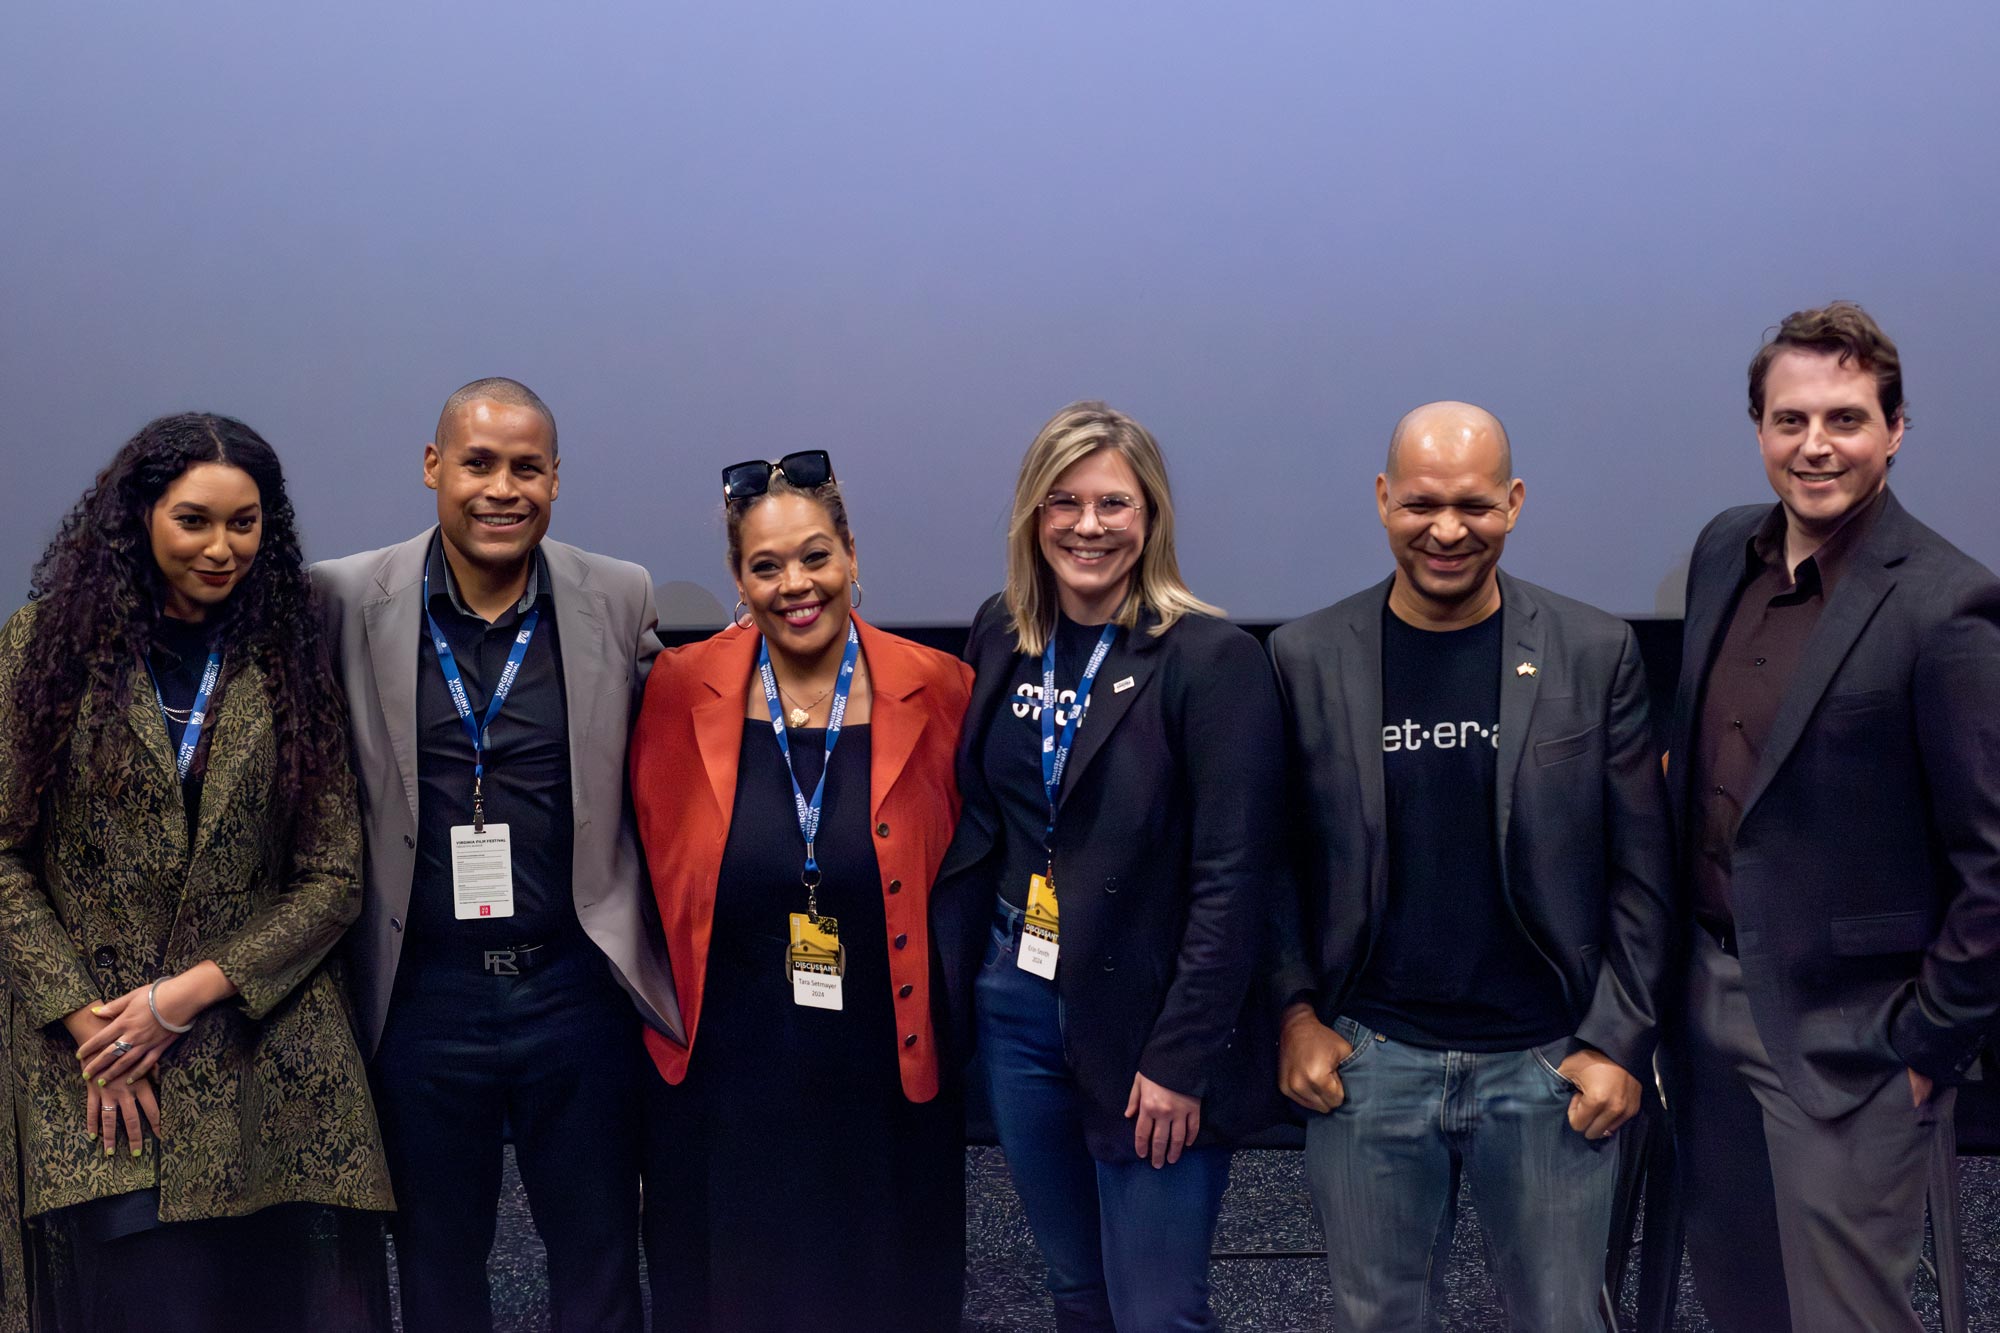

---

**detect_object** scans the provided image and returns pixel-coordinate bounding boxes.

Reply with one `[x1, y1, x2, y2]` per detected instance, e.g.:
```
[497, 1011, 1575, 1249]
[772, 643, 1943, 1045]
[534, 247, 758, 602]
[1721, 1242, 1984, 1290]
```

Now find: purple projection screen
[4, 3, 1997, 627]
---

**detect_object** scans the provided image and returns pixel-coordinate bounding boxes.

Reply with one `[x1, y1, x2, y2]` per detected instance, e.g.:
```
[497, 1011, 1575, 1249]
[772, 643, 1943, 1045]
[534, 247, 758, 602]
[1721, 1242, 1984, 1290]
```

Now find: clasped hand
[66, 1003, 165, 1156]
[76, 981, 191, 1086]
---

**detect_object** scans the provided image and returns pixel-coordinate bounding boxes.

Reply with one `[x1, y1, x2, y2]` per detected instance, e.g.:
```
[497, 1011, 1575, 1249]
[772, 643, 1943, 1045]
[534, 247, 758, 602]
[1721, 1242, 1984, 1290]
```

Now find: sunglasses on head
[721, 450, 835, 501]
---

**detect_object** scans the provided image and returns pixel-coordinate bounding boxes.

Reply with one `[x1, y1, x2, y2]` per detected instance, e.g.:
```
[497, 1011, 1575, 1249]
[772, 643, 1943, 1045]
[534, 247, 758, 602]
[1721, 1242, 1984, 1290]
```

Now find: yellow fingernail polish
[95, 1078, 106, 1088]
[131, 1147, 142, 1158]
[104, 1144, 114, 1157]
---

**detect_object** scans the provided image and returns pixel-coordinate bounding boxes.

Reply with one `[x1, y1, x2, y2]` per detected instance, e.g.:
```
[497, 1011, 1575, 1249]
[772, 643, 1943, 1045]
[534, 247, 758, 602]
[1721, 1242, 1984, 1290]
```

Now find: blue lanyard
[423, 567, 540, 830]
[147, 650, 223, 783]
[1041, 623, 1118, 862]
[758, 620, 861, 916]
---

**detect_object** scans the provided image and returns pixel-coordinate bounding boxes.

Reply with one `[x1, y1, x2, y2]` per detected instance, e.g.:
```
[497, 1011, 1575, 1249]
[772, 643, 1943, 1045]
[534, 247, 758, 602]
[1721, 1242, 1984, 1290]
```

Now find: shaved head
[1386, 401, 1512, 483]
[435, 377, 558, 456]
[1375, 399, 1524, 628]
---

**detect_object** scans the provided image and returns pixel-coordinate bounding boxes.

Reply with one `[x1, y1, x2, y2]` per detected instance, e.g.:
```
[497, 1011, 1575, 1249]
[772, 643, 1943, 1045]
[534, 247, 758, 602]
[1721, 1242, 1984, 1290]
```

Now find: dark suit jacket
[1267, 572, 1674, 1079]
[1668, 491, 2000, 1118]
[933, 595, 1285, 1159]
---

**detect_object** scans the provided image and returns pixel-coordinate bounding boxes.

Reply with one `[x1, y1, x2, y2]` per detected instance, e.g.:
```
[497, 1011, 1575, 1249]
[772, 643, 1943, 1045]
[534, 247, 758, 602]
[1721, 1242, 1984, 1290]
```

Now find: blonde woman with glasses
[934, 402, 1284, 1331]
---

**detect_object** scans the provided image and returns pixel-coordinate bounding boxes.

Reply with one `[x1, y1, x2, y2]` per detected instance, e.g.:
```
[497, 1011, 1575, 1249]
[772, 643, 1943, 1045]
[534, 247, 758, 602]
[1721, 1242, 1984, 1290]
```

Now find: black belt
[1698, 916, 1738, 957]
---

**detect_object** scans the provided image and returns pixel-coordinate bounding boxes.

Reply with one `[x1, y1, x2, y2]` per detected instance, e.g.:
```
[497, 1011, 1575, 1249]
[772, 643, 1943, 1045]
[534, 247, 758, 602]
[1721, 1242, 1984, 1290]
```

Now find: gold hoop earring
[732, 598, 753, 628]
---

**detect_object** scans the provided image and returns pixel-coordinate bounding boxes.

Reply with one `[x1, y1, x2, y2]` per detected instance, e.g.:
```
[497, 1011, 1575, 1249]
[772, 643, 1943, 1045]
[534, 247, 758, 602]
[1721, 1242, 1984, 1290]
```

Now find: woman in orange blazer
[628, 451, 972, 1333]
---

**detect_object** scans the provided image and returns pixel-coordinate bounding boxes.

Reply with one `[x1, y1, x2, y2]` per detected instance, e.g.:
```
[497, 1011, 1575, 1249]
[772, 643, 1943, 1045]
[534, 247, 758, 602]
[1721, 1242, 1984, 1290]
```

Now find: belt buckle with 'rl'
[483, 950, 519, 976]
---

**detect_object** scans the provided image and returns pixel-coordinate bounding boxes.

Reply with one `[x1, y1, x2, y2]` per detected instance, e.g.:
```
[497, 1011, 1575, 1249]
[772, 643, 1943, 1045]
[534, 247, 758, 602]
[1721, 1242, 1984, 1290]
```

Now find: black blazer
[1668, 491, 2000, 1118]
[932, 594, 1285, 1159]
[1266, 572, 1674, 1079]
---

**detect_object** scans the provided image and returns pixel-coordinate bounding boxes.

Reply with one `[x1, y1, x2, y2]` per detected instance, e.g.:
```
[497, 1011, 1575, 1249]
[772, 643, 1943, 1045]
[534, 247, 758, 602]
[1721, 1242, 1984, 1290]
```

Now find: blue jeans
[1302, 1015, 1619, 1332]
[976, 899, 1231, 1333]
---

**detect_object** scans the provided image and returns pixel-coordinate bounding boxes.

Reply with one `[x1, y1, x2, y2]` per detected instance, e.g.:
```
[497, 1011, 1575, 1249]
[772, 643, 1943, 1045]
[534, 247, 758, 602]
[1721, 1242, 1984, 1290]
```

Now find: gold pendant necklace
[779, 681, 834, 728]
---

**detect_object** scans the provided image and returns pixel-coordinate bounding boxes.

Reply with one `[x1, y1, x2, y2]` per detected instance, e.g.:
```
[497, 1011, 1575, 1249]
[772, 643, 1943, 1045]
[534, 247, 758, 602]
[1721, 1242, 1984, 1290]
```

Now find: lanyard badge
[762, 621, 862, 1009]
[424, 567, 540, 919]
[147, 650, 224, 783]
[1022, 623, 1117, 980]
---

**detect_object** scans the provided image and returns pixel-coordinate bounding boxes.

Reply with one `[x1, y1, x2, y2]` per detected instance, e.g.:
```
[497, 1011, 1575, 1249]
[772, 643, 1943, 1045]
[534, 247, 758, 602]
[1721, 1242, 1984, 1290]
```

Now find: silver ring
[111, 1040, 134, 1056]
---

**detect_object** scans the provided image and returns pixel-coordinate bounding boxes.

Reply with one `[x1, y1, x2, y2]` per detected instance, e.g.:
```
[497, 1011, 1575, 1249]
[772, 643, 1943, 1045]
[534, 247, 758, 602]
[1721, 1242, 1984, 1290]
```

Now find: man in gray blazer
[315, 377, 680, 1333]
[1269, 402, 1673, 1330]
[1667, 303, 2000, 1330]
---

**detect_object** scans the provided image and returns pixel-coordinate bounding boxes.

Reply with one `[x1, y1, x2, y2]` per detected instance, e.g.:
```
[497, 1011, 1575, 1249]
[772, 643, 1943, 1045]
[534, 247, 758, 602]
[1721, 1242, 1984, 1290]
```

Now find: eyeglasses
[1040, 493, 1143, 532]
[721, 451, 835, 501]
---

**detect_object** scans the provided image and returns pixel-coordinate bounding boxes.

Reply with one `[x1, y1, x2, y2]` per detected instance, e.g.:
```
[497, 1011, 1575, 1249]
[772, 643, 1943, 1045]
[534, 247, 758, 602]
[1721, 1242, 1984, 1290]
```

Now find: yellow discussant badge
[1018, 874, 1060, 979]
[788, 912, 845, 1010]
[1025, 874, 1060, 934]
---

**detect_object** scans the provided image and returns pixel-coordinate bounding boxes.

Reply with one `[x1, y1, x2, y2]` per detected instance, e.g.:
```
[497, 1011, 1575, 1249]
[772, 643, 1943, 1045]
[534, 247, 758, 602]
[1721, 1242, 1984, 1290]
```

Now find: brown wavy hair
[11, 413, 348, 812]
[1748, 301, 1908, 428]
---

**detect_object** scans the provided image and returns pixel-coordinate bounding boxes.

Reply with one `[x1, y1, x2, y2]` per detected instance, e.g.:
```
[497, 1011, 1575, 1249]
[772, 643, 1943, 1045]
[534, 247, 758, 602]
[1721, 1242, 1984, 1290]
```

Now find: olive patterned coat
[0, 604, 393, 1246]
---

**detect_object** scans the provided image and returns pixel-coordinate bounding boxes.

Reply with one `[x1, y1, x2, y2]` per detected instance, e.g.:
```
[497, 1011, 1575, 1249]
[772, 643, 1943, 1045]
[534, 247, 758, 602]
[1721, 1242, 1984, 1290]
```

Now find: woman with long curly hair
[0, 413, 393, 1333]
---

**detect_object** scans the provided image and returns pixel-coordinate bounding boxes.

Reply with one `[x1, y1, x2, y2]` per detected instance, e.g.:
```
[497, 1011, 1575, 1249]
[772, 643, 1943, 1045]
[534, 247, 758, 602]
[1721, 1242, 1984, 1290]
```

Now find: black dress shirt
[410, 536, 575, 956]
[1690, 490, 1887, 924]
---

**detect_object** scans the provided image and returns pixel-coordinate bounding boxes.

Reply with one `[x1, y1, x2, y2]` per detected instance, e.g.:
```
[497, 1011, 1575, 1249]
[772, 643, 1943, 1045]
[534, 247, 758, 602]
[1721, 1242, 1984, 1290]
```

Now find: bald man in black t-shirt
[1269, 402, 1673, 1331]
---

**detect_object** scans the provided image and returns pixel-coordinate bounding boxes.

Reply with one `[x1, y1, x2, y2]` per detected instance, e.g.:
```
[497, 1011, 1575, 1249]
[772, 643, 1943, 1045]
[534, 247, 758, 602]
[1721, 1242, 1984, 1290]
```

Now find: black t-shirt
[1344, 603, 1571, 1051]
[981, 614, 1121, 910]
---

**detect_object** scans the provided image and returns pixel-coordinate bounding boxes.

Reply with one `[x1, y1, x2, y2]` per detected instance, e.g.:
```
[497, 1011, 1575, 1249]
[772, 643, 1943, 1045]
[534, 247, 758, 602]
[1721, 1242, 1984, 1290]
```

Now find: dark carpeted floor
[433, 1145, 2000, 1330]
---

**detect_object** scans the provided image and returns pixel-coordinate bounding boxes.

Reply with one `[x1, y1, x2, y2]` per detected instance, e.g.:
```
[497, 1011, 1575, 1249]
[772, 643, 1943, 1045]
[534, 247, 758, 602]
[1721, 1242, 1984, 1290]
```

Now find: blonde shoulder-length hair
[1004, 401, 1223, 656]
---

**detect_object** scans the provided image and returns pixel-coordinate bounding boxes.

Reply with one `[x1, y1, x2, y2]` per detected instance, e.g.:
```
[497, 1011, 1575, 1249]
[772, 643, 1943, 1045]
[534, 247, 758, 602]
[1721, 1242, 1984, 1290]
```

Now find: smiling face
[147, 461, 264, 621]
[1757, 348, 1903, 547]
[1037, 448, 1148, 624]
[735, 492, 857, 663]
[423, 397, 559, 575]
[1376, 410, 1523, 627]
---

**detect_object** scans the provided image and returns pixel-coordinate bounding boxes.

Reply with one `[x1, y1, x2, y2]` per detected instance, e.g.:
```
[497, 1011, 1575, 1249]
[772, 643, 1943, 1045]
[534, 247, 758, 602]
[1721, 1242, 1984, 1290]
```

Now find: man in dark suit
[1270, 402, 1673, 1330]
[1667, 303, 2000, 1331]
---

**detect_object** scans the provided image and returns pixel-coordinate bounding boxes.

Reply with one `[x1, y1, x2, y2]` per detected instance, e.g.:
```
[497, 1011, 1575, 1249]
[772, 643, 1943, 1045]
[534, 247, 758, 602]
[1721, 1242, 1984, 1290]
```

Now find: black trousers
[374, 942, 644, 1333]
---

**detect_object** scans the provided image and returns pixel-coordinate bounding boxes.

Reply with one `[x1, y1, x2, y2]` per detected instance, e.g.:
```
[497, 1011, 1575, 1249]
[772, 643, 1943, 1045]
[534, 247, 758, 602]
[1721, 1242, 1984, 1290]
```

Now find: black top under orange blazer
[629, 616, 973, 1102]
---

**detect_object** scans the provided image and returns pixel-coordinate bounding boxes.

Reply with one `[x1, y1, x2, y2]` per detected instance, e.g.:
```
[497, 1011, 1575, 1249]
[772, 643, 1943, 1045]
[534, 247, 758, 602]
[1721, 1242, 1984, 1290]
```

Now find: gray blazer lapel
[1740, 558, 1897, 821]
[1494, 576, 1544, 853]
[547, 544, 610, 773]
[363, 542, 426, 832]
